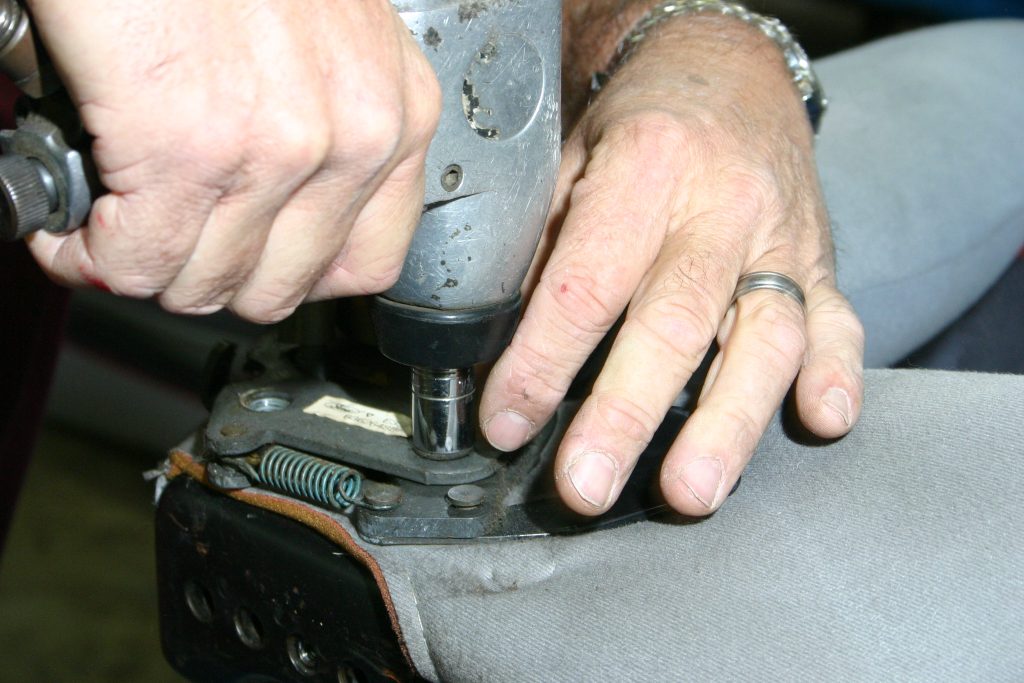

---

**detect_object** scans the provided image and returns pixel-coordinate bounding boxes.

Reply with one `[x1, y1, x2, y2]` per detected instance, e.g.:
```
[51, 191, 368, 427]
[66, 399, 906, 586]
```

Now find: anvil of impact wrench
[0, 0, 692, 678]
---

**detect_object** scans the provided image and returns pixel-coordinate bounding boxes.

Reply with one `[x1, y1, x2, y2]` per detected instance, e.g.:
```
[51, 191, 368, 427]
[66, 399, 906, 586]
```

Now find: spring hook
[255, 445, 363, 511]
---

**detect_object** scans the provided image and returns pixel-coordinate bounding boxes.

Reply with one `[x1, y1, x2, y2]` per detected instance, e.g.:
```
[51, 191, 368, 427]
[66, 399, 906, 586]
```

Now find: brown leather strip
[167, 449, 414, 676]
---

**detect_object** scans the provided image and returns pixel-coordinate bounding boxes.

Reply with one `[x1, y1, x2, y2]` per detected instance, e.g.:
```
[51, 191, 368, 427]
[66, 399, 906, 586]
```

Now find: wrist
[580, 2, 824, 135]
[562, 0, 664, 124]
[600, 16, 817, 149]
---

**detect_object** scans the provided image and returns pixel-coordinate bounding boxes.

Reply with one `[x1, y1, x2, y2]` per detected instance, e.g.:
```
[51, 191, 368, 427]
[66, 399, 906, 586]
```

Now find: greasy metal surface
[387, 0, 561, 309]
[204, 374, 687, 544]
[363, 481, 404, 510]
[446, 484, 485, 508]
[205, 376, 499, 486]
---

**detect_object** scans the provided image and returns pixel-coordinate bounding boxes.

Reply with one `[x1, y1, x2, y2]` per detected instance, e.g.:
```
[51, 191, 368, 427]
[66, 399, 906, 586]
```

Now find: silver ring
[732, 271, 806, 309]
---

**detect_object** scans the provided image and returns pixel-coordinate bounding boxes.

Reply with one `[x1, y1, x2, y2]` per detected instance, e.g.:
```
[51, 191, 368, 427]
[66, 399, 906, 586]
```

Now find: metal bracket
[201, 325, 690, 544]
[205, 376, 499, 486]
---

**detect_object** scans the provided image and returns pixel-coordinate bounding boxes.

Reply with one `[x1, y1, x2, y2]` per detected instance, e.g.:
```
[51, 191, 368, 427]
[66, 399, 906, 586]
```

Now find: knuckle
[158, 292, 199, 315]
[631, 294, 719, 366]
[602, 111, 690, 155]
[269, 118, 332, 176]
[718, 402, 765, 452]
[189, 103, 333, 184]
[663, 248, 734, 303]
[325, 253, 405, 296]
[406, 72, 441, 148]
[811, 291, 866, 350]
[828, 309, 865, 351]
[846, 313, 866, 349]
[590, 392, 660, 448]
[744, 299, 808, 369]
[501, 335, 577, 408]
[716, 165, 781, 220]
[160, 282, 236, 316]
[336, 100, 403, 173]
[596, 112, 694, 180]
[103, 274, 160, 299]
[181, 121, 249, 179]
[356, 262, 404, 293]
[160, 297, 224, 316]
[541, 270, 623, 337]
[230, 291, 299, 325]
[561, 179, 621, 242]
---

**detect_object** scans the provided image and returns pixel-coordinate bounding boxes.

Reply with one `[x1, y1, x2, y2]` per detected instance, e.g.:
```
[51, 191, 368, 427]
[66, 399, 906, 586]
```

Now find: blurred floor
[0, 426, 182, 683]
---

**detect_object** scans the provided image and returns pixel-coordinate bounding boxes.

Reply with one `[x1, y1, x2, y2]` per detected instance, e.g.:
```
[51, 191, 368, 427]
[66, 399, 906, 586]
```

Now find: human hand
[479, 15, 865, 516]
[24, 0, 440, 322]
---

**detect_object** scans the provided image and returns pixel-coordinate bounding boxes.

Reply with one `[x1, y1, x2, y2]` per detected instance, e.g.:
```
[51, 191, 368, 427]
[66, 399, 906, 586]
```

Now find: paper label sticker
[303, 396, 412, 438]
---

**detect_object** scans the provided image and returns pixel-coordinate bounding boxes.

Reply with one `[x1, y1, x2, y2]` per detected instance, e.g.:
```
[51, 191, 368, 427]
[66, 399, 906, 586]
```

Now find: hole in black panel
[287, 635, 319, 676]
[184, 581, 213, 623]
[233, 607, 264, 649]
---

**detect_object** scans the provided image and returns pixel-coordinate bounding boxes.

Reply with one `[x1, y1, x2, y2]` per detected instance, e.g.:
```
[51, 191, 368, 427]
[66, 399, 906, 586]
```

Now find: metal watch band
[593, 0, 828, 133]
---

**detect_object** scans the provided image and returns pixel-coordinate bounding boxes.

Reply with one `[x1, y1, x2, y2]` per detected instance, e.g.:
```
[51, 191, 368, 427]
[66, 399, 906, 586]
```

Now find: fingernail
[482, 410, 533, 452]
[822, 387, 852, 427]
[567, 451, 618, 510]
[189, 303, 226, 315]
[679, 457, 724, 510]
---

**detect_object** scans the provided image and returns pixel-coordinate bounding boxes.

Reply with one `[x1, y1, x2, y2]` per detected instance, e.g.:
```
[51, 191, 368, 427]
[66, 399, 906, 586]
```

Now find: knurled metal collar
[0, 154, 52, 240]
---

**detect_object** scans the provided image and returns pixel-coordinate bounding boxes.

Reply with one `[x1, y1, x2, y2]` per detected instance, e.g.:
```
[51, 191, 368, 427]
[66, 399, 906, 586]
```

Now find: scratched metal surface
[386, 0, 562, 310]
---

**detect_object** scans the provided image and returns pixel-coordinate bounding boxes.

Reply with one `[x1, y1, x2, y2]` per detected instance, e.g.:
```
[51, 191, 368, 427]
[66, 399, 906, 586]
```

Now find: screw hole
[338, 664, 367, 683]
[239, 389, 292, 412]
[233, 607, 264, 649]
[184, 581, 213, 624]
[440, 164, 463, 192]
[287, 635, 320, 676]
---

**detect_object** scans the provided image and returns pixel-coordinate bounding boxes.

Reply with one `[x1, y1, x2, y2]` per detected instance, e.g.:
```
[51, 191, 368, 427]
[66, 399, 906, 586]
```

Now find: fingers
[660, 286, 807, 516]
[306, 148, 431, 301]
[544, 238, 863, 518]
[481, 118, 862, 519]
[518, 136, 590, 300]
[26, 0, 441, 322]
[659, 274, 863, 516]
[795, 280, 865, 438]
[157, 155, 320, 315]
[478, 121, 689, 454]
[550, 226, 744, 515]
[27, 181, 219, 295]
[211, 171, 362, 322]
[308, 17, 441, 300]
[220, 142, 421, 322]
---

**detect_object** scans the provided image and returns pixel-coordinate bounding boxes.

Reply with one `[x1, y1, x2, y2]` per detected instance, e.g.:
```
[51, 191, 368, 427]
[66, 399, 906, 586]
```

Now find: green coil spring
[256, 445, 362, 510]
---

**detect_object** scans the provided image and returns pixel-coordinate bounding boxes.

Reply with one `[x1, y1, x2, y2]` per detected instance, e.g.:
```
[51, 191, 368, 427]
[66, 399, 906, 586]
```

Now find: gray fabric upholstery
[351, 21, 1024, 682]
[816, 20, 1024, 366]
[359, 369, 1024, 681]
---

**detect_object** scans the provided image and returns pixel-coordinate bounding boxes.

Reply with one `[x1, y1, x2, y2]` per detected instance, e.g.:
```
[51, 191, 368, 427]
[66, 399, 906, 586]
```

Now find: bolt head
[446, 484, 486, 508]
[362, 482, 403, 510]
